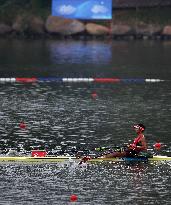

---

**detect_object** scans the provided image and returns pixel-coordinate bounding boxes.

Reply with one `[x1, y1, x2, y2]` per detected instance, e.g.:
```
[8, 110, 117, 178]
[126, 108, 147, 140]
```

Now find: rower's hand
[128, 144, 136, 150]
[79, 156, 91, 165]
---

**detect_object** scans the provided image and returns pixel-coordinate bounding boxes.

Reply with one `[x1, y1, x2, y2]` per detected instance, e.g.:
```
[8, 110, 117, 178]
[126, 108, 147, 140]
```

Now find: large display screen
[52, 0, 112, 20]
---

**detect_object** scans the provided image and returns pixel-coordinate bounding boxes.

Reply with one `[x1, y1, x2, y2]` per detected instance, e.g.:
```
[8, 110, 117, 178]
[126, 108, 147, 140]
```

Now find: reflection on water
[0, 39, 171, 78]
[48, 40, 112, 65]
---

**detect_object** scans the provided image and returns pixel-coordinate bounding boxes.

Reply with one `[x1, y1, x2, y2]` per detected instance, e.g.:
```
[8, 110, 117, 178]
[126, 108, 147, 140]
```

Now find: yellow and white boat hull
[0, 155, 170, 162]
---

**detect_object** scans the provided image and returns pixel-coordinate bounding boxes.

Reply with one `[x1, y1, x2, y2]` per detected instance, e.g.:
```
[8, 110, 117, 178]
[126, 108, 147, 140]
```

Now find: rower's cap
[133, 124, 145, 132]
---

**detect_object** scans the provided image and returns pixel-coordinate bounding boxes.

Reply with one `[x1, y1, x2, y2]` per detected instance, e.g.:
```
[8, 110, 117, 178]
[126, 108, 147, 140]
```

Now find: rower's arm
[128, 135, 147, 151]
[136, 137, 147, 151]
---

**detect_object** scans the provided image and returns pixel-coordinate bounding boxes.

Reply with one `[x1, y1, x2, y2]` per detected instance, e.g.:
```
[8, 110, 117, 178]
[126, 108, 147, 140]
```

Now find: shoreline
[1, 34, 171, 41]
[1, 17, 171, 40]
[1, 7, 171, 40]
[0, 28, 171, 41]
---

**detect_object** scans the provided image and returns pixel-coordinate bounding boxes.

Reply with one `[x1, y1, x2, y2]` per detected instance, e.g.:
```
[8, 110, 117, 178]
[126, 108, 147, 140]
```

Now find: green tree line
[0, 0, 51, 9]
[0, 0, 171, 25]
[0, 0, 51, 23]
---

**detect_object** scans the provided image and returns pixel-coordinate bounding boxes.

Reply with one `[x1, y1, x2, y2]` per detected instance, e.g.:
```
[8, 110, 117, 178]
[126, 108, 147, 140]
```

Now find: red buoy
[16, 78, 37, 83]
[19, 122, 26, 129]
[91, 92, 97, 99]
[94, 78, 120, 83]
[153, 142, 162, 150]
[70, 194, 78, 202]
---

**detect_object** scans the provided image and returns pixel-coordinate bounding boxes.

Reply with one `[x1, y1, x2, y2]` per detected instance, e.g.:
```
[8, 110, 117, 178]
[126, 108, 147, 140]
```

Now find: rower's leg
[104, 151, 127, 158]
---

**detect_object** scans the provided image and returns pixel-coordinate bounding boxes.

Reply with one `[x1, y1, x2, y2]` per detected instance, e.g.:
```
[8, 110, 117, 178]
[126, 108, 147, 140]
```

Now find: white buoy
[0, 78, 6, 82]
[145, 79, 164, 82]
[10, 78, 16, 82]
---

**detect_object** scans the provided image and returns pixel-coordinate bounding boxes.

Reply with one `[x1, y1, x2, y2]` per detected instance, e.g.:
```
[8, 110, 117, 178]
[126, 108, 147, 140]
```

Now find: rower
[104, 124, 147, 158]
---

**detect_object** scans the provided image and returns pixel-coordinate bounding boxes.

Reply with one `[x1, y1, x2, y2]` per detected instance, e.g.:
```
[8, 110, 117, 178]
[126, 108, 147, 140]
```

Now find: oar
[94, 146, 125, 152]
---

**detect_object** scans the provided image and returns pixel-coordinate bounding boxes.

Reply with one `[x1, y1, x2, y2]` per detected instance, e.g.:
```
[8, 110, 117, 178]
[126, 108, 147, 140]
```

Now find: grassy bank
[113, 7, 171, 25]
[0, 0, 51, 24]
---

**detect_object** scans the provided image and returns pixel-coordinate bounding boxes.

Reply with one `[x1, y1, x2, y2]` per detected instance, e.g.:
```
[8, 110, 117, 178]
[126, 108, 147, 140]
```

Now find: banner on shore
[52, 0, 112, 20]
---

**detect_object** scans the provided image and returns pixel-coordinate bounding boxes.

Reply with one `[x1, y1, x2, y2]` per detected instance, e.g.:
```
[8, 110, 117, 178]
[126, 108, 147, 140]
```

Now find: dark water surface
[0, 39, 171, 79]
[0, 39, 171, 204]
[0, 162, 171, 205]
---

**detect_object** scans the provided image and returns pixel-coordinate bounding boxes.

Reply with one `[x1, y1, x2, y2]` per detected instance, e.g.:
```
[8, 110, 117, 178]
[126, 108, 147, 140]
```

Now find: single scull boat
[0, 155, 170, 162]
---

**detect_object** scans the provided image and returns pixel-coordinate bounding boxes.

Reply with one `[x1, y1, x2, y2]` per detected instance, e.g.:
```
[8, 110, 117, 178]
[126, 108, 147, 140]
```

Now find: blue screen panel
[52, 0, 112, 20]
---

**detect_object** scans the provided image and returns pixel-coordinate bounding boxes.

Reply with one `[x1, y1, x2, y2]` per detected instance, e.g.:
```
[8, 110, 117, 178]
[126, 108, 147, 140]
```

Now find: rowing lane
[0, 77, 167, 83]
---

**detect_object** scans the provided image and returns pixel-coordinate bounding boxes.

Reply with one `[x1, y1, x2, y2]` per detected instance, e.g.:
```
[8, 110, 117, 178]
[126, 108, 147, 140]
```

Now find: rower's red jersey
[130, 133, 147, 152]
